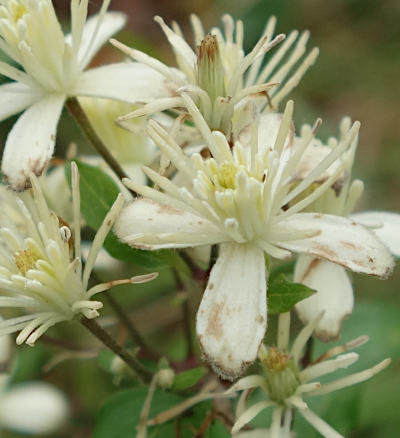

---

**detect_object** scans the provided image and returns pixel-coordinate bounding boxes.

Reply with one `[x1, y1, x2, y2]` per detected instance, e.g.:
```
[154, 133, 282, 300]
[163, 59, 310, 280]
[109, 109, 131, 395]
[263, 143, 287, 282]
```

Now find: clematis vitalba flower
[0, 0, 168, 190]
[79, 97, 158, 184]
[291, 118, 400, 340]
[0, 163, 155, 345]
[227, 312, 391, 438]
[112, 14, 319, 137]
[0, 322, 69, 435]
[115, 101, 394, 380]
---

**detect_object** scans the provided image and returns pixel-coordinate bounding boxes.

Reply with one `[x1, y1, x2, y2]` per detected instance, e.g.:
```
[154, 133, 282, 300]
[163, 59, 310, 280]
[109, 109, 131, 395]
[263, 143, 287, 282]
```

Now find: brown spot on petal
[312, 244, 338, 261]
[205, 302, 225, 340]
[300, 258, 321, 282]
[157, 204, 184, 215]
[256, 315, 265, 324]
[340, 241, 362, 251]
[208, 283, 214, 290]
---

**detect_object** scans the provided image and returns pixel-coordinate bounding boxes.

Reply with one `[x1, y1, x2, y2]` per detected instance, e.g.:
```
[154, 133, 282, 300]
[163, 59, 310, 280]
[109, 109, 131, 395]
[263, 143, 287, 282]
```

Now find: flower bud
[261, 347, 301, 403]
[197, 34, 226, 109]
[157, 368, 175, 389]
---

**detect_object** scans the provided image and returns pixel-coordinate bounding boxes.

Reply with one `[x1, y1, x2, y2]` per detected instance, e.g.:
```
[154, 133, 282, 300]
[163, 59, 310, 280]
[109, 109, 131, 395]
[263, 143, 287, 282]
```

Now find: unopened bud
[197, 34, 226, 106]
[261, 347, 301, 403]
[157, 368, 175, 389]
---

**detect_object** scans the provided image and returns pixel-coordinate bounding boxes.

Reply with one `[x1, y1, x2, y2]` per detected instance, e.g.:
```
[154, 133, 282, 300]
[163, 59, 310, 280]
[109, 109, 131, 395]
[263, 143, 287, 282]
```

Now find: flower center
[6, 1, 28, 22]
[14, 248, 40, 275]
[213, 163, 238, 190]
[261, 347, 301, 404]
[0, 0, 71, 91]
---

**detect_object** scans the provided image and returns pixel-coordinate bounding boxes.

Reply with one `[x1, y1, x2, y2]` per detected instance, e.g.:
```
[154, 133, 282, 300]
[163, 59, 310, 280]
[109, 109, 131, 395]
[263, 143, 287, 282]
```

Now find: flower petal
[1, 94, 65, 190]
[294, 255, 354, 341]
[0, 382, 69, 434]
[275, 213, 394, 278]
[0, 82, 41, 122]
[350, 211, 400, 257]
[76, 12, 126, 70]
[0, 315, 11, 364]
[114, 198, 226, 249]
[72, 62, 174, 103]
[196, 243, 267, 381]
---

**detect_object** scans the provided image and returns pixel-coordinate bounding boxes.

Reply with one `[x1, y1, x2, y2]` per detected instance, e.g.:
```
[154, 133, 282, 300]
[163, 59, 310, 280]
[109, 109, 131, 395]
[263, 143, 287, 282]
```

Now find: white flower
[79, 97, 158, 184]
[111, 14, 319, 137]
[227, 312, 391, 438]
[114, 101, 394, 380]
[0, 162, 145, 345]
[292, 118, 400, 340]
[0, 323, 69, 435]
[0, 377, 69, 435]
[0, 0, 167, 190]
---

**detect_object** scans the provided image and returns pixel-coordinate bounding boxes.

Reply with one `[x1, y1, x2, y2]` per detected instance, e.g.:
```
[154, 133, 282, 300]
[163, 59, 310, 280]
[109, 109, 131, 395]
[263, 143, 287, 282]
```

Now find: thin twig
[65, 97, 136, 194]
[90, 270, 160, 360]
[173, 268, 195, 358]
[80, 317, 152, 383]
[106, 293, 161, 361]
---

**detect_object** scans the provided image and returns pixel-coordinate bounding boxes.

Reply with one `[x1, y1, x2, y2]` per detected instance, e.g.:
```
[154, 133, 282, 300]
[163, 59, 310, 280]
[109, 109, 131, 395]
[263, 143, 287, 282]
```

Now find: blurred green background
[1, 0, 399, 437]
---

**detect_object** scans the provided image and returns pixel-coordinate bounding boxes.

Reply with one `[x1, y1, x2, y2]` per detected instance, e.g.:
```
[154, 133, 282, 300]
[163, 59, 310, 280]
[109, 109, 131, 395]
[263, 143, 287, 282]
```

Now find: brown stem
[80, 317, 152, 383]
[173, 268, 195, 358]
[106, 293, 161, 361]
[65, 97, 136, 194]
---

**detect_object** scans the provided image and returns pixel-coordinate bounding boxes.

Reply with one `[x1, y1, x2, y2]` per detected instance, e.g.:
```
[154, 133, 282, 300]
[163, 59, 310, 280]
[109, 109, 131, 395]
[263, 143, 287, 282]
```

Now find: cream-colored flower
[79, 97, 158, 183]
[227, 312, 391, 438]
[292, 118, 400, 340]
[0, 0, 168, 190]
[115, 101, 394, 380]
[112, 14, 318, 137]
[0, 163, 154, 345]
[0, 322, 69, 435]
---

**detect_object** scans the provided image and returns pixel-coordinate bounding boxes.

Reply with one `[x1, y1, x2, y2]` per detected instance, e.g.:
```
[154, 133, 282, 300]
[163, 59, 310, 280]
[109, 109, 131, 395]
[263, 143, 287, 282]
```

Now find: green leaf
[172, 367, 207, 391]
[268, 260, 295, 283]
[267, 273, 315, 314]
[204, 420, 230, 437]
[93, 387, 211, 438]
[64, 160, 179, 268]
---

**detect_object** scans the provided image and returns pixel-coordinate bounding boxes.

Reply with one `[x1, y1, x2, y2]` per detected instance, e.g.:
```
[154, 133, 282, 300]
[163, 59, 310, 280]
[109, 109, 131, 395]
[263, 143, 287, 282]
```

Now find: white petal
[238, 112, 283, 153]
[76, 12, 126, 69]
[299, 408, 344, 438]
[351, 211, 400, 257]
[1, 94, 65, 190]
[73, 62, 175, 103]
[0, 382, 69, 434]
[114, 198, 225, 250]
[294, 255, 353, 341]
[275, 213, 394, 278]
[0, 82, 41, 122]
[0, 316, 11, 364]
[196, 243, 267, 380]
[257, 113, 283, 148]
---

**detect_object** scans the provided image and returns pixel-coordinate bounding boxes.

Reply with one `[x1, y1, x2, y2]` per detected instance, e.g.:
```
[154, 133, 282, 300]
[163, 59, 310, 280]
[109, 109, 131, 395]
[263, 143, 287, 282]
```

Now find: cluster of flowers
[0, 1, 398, 436]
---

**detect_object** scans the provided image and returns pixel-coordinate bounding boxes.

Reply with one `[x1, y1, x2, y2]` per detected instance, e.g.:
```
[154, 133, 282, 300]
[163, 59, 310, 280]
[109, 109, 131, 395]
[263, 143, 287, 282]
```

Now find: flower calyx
[260, 346, 301, 404]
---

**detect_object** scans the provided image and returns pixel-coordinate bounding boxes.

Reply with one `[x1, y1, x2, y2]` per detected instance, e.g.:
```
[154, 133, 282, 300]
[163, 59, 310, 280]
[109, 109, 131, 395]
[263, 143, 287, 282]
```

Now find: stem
[301, 336, 314, 369]
[173, 268, 195, 357]
[89, 270, 160, 360]
[80, 317, 152, 383]
[106, 293, 161, 361]
[208, 245, 218, 273]
[65, 97, 135, 193]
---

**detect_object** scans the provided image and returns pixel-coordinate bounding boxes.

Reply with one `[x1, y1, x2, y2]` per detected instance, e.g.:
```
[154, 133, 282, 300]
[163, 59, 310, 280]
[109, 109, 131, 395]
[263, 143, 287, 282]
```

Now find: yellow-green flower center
[213, 163, 238, 189]
[14, 248, 39, 275]
[261, 347, 301, 404]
